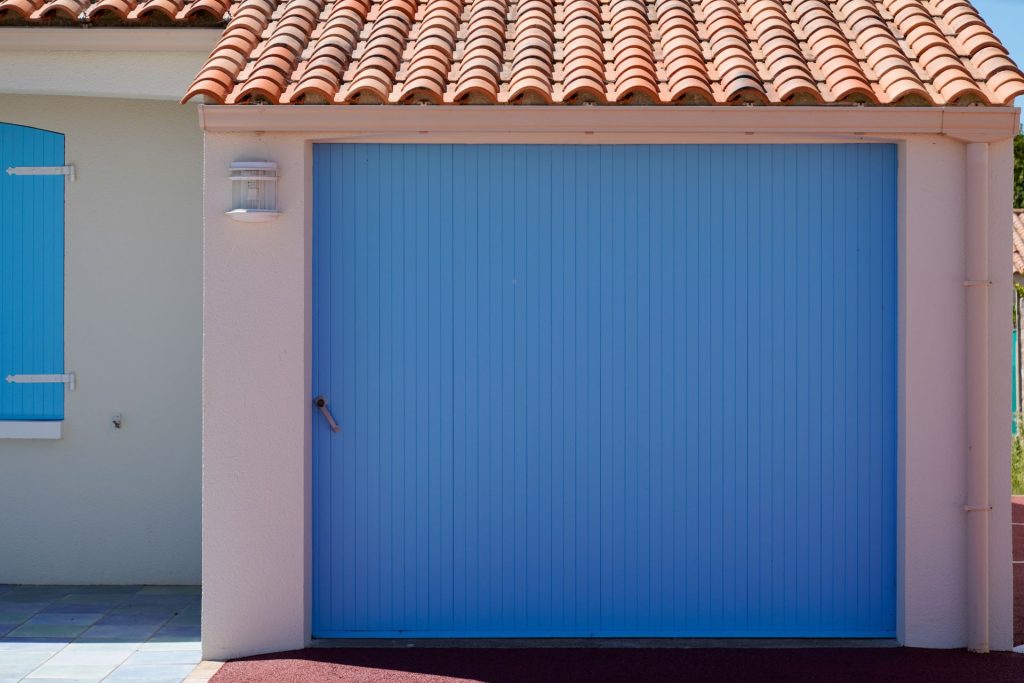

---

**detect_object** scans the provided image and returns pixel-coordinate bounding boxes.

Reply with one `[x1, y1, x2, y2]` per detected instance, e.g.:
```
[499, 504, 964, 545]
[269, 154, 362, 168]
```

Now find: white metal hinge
[6, 373, 75, 391]
[6, 165, 75, 182]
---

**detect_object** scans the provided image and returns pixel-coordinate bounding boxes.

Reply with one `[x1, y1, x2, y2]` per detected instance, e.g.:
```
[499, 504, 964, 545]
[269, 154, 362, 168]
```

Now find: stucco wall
[200, 117, 1016, 658]
[0, 96, 202, 584]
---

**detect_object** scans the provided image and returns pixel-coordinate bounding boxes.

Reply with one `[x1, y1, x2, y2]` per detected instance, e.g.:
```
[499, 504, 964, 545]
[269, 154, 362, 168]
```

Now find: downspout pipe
[965, 141, 990, 653]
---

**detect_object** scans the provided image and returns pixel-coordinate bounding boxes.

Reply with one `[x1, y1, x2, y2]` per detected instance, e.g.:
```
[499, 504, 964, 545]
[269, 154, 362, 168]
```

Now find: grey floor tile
[102, 663, 195, 682]
[106, 607, 175, 618]
[58, 594, 131, 606]
[150, 626, 198, 639]
[1, 637, 77, 645]
[36, 604, 104, 616]
[44, 646, 134, 667]
[134, 588, 198, 597]
[136, 640, 200, 653]
[0, 604, 52, 619]
[23, 661, 116, 679]
[0, 651, 57, 678]
[23, 613, 105, 627]
[7, 622, 89, 638]
[80, 623, 161, 640]
[120, 650, 201, 666]
[0, 640, 66, 654]
[94, 614, 171, 628]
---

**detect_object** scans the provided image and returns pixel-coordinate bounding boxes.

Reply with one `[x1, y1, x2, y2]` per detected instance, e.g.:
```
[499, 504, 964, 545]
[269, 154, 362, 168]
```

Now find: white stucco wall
[0, 30, 217, 102]
[200, 110, 1016, 658]
[898, 136, 1014, 650]
[0, 96, 203, 584]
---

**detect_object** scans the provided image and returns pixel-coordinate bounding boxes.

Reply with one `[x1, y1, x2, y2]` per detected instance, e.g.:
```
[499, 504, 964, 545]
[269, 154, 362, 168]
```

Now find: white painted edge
[197, 105, 1022, 143]
[0, 27, 221, 52]
[0, 421, 62, 439]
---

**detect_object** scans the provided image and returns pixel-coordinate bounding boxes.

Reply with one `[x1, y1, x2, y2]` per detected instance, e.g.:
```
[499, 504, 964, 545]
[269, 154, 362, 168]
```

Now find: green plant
[1015, 134, 1024, 208]
[1014, 415, 1024, 495]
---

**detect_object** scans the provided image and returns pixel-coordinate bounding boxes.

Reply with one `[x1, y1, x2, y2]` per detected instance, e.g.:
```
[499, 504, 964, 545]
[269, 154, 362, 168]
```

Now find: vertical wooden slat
[312, 143, 898, 638]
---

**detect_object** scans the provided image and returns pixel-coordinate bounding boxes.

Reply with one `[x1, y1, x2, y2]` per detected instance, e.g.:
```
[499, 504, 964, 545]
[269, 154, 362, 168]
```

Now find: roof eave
[198, 104, 1022, 143]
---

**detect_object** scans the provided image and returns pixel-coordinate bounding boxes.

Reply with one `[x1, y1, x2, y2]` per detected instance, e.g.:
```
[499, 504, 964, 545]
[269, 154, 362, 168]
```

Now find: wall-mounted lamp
[226, 161, 279, 222]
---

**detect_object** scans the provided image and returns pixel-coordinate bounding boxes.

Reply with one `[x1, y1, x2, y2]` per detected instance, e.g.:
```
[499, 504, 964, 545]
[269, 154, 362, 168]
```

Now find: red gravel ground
[211, 647, 1024, 683]
[214, 497, 1024, 682]
[1014, 496, 1023, 647]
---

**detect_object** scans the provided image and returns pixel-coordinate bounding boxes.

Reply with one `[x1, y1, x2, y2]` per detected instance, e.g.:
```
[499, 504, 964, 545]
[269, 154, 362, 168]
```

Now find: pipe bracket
[964, 505, 992, 512]
[963, 280, 992, 287]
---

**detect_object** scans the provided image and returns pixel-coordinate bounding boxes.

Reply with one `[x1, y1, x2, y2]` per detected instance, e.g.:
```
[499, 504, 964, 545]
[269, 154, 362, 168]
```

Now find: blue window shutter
[0, 123, 65, 421]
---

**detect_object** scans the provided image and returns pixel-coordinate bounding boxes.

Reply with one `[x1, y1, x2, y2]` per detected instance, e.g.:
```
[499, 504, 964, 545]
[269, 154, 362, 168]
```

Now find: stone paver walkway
[0, 585, 200, 683]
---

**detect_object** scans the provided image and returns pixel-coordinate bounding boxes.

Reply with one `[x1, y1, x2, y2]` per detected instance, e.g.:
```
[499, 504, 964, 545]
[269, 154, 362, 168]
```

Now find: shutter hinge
[6, 373, 76, 391]
[6, 165, 75, 182]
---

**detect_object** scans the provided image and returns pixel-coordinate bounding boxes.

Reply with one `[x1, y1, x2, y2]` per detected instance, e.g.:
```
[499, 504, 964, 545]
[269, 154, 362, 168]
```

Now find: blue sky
[972, 0, 1024, 107]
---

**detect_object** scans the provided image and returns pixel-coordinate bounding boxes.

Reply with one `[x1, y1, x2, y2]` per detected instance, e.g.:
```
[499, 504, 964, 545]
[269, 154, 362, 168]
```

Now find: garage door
[312, 144, 896, 638]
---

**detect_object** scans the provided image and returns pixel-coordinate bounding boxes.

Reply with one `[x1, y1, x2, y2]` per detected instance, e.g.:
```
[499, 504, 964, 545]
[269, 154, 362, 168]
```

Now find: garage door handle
[314, 395, 341, 433]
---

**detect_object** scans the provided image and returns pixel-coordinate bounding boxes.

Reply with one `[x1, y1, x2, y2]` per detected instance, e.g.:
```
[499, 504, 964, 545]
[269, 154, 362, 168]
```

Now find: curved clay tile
[452, 0, 507, 103]
[607, 0, 658, 102]
[83, 0, 137, 20]
[128, 0, 185, 20]
[177, 0, 230, 19]
[792, 0, 873, 102]
[182, 0, 273, 103]
[559, 0, 608, 102]
[339, 0, 417, 102]
[179, 0, 1024, 107]
[880, 0, 984, 103]
[396, 0, 464, 102]
[0, 0, 45, 18]
[836, 0, 930, 103]
[746, 0, 819, 103]
[989, 70, 1024, 106]
[701, 0, 765, 102]
[505, 0, 555, 102]
[32, 0, 90, 20]
[230, 0, 322, 102]
[930, 0, 1024, 104]
[286, 0, 367, 104]
[655, 0, 711, 102]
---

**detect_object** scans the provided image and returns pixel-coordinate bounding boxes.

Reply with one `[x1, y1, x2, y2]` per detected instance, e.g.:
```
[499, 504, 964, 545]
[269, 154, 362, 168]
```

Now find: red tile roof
[0, 0, 230, 24]
[1014, 210, 1024, 276]
[181, 0, 1024, 105]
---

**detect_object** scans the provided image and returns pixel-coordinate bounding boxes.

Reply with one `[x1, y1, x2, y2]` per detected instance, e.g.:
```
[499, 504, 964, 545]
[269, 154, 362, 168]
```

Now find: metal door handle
[314, 395, 341, 433]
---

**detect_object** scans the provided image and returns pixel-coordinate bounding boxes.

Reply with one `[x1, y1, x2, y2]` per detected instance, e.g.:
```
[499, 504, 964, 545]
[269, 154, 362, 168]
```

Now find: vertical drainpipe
[964, 141, 990, 654]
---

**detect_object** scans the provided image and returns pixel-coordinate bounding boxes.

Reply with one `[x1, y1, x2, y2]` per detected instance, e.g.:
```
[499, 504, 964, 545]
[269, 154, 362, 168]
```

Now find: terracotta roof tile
[1015, 210, 1024, 276]
[0, 0, 230, 23]
[183, 0, 1024, 105]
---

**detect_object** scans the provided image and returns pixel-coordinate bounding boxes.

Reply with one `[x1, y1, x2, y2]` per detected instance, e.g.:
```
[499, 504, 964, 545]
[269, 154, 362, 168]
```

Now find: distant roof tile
[182, 0, 1024, 105]
[0, 0, 231, 24]
[1014, 210, 1024, 276]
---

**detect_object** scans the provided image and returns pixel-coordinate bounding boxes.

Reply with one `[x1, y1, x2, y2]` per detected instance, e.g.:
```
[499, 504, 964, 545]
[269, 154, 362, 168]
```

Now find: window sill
[0, 421, 62, 439]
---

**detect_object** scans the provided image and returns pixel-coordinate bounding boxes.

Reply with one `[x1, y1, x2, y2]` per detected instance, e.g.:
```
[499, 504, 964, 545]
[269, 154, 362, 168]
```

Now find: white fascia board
[0, 27, 221, 52]
[197, 105, 1022, 143]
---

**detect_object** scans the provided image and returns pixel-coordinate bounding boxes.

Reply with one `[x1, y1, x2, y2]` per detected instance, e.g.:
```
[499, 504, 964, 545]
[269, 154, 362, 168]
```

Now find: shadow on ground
[213, 647, 1024, 683]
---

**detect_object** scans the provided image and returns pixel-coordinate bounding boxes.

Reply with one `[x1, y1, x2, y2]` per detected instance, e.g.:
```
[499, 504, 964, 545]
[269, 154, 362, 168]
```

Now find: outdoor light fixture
[227, 161, 279, 222]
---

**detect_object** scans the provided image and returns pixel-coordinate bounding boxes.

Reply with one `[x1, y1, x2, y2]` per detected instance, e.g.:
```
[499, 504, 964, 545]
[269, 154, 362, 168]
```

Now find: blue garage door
[312, 144, 897, 638]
